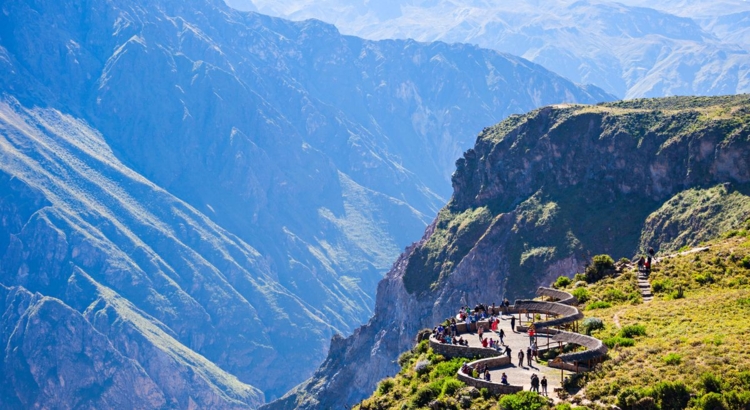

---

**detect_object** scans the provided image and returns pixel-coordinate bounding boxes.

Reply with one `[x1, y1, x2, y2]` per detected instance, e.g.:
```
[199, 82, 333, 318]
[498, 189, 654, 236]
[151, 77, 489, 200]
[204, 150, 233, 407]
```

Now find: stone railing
[457, 356, 523, 395]
[429, 336, 503, 359]
[536, 287, 578, 305]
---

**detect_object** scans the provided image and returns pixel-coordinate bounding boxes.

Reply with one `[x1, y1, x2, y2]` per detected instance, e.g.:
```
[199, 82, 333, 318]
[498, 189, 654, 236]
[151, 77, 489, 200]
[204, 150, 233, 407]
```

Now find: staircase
[637, 271, 653, 302]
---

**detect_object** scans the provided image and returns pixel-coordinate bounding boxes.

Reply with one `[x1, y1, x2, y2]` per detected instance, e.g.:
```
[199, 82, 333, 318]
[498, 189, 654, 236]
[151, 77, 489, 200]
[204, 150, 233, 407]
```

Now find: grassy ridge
[573, 228, 750, 409]
[363, 222, 750, 409]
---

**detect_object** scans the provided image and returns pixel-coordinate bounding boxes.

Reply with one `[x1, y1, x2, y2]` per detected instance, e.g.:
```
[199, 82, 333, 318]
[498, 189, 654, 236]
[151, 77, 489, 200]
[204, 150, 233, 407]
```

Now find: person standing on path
[541, 376, 548, 396]
[530, 374, 539, 393]
[518, 350, 525, 367]
[505, 346, 512, 358]
[510, 316, 516, 332]
[498, 328, 505, 345]
[526, 346, 532, 366]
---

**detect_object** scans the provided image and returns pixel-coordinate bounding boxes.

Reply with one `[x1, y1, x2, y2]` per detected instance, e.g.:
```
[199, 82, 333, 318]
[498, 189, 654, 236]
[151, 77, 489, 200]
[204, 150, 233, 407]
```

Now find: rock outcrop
[268, 95, 750, 409]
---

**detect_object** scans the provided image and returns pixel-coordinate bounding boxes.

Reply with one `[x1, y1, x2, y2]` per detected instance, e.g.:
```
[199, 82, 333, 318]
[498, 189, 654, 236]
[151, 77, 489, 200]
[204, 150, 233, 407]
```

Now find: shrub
[440, 377, 464, 397]
[603, 288, 628, 302]
[414, 359, 431, 374]
[603, 336, 635, 348]
[480, 387, 490, 399]
[649, 381, 690, 410]
[650, 279, 672, 293]
[586, 301, 612, 310]
[498, 391, 548, 410]
[666, 287, 685, 300]
[741, 256, 750, 269]
[415, 339, 429, 354]
[582, 317, 604, 335]
[377, 378, 395, 395]
[586, 254, 616, 283]
[723, 390, 750, 410]
[694, 272, 714, 285]
[574, 273, 587, 282]
[737, 371, 750, 388]
[430, 359, 464, 380]
[700, 372, 723, 394]
[617, 387, 645, 409]
[573, 287, 590, 304]
[398, 351, 414, 367]
[411, 386, 438, 407]
[619, 324, 647, 338]
[662, 353, 682, 365]
[697, 392, 726, 410]
[554, 276, 572, 289]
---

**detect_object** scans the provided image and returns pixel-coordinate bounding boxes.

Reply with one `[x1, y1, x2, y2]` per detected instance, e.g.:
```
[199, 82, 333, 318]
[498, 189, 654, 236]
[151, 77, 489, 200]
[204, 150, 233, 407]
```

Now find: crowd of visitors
[431, 301, 560, 394]
[462, 362, 492, 382]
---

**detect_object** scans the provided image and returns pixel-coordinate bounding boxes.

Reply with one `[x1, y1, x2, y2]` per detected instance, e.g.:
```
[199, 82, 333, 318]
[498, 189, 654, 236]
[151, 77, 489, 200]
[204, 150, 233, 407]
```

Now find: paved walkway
[460, 314, 573, 395]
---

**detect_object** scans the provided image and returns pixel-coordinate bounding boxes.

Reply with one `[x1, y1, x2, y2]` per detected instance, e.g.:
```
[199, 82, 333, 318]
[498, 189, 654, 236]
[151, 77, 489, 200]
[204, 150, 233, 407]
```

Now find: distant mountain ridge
[233, 0, 750, 99]
[0, 0, 610, 406]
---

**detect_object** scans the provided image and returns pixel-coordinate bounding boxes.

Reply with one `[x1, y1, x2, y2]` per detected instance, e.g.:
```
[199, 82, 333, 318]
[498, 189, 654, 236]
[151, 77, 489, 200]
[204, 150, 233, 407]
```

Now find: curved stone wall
[429, 336, 502, 359]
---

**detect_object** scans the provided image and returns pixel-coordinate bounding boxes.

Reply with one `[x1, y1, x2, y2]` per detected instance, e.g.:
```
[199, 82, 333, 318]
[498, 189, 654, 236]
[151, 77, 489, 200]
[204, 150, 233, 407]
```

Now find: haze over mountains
[228, 0, 750, 99]
[0, 0, 610, 406]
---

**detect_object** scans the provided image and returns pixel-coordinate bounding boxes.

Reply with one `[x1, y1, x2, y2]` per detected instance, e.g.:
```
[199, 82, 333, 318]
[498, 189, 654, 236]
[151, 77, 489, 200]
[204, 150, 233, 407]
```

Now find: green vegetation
[640, 184, 750, 254]
[585, 301, 612, 310]
[579, 235, 750, 408]
[662, 353, 682, 365]
[585, 255, 616, 283]
[498, 391, 548, 410]
[603, 336, 635, 348]
[356, 341, 505, 409]
[618, 324, 646, 338]
[363, 233, 750, 409]
[554, 276, 572, 289]
[403, 206, 494, 293]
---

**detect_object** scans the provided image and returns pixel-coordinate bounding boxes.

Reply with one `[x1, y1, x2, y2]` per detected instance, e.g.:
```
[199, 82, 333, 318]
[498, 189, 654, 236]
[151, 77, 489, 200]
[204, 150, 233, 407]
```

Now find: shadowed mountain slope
[0, 0, 611, 404]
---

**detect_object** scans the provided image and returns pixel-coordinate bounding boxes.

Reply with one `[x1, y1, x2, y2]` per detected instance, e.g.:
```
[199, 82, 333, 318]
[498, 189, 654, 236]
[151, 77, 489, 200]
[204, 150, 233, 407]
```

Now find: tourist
[510, 316, 516, 332]
[505, 346, 512, 358]
[501, 373, 509, 385]
[527, 346, 532, 366]
[481, 338, 488, 348]
[518, 350, 524, 367]
[484, 370, 491, 381]
[531, 374, 539, 393]
[532, 342, 538, 361]
[478, 324, 484, 340]
[498, 328, 505, 345]
[541, 376, 548, 396]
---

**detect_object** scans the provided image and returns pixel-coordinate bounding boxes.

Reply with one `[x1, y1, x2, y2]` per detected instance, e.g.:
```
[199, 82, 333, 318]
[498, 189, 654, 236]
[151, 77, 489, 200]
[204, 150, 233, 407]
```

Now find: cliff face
[270, 95, 750, 409]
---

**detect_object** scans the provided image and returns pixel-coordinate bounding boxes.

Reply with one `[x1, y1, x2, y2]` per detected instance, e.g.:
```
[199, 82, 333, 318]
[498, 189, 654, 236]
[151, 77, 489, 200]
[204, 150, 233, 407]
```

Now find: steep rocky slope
[235, 0, 750, 99]
[268, 94, 750, 409]
[0, 0, 611, 404]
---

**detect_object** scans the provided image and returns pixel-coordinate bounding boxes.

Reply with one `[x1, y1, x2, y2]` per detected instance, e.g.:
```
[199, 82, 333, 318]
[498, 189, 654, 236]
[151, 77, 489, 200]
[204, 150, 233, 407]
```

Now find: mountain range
[228, 0, 750, 99]
[0, 0, 610, 405]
